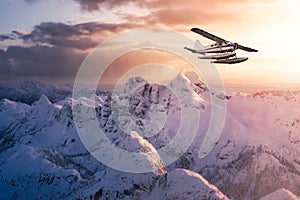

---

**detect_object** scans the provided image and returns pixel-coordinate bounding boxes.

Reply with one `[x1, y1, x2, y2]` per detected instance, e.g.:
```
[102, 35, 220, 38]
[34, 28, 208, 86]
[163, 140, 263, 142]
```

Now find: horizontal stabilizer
[184, 47, 205, 54]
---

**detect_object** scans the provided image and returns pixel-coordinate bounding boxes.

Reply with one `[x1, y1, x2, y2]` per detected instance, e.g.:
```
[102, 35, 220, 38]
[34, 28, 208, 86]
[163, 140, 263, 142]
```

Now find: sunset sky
[0, 0, 299, 87]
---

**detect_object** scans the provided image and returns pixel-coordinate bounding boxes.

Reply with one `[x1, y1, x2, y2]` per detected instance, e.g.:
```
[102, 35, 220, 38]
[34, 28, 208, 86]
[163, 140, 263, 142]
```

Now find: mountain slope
[191, 89, 300, 200]
[260, 188, 300, 200]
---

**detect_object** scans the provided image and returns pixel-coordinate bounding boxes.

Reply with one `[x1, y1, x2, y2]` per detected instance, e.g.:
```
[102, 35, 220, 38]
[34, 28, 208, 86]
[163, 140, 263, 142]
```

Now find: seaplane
[185, 28, 258, 64]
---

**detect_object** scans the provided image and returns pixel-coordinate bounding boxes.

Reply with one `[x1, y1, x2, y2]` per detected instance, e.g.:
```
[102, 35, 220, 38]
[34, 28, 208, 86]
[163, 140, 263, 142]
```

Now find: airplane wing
[191, 28, 258, 52]
[191, 28, 226, 44]
[237, 44, 258, 52]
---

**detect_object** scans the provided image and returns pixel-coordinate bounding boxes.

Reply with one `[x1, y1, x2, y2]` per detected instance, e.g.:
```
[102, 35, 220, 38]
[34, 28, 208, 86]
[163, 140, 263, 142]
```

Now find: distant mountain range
[0, 80, 72, 105]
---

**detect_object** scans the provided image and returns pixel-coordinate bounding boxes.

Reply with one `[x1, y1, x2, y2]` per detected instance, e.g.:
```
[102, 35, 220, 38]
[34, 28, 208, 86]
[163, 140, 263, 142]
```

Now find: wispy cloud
[0, 32, 22, 42]
[0, 22, 136, 50]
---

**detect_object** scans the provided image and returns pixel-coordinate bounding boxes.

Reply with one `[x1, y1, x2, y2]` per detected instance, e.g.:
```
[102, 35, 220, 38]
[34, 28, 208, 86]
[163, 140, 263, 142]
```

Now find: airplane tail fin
[194, 40, 204, 50]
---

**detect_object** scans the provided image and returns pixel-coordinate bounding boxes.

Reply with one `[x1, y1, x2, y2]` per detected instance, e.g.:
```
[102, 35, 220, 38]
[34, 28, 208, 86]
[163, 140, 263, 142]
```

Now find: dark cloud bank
[0, 21, 134, 83]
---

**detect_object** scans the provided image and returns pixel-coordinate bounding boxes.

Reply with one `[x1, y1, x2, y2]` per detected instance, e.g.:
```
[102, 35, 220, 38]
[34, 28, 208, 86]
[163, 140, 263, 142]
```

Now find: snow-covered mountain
[0, 75, 229, 200]
[0, 74, 300, 200]
[194, 89, 300, 200]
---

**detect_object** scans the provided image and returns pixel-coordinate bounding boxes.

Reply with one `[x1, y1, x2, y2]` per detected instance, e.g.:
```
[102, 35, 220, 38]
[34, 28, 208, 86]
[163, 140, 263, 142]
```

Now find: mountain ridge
[1, 74, 300, 199]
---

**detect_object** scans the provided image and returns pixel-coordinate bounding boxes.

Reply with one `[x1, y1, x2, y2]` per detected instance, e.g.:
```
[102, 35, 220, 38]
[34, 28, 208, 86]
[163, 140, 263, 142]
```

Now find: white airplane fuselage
[199, 43, 236, 54]
[184, 42, 248, 64]
[198, 52, 236, 60]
